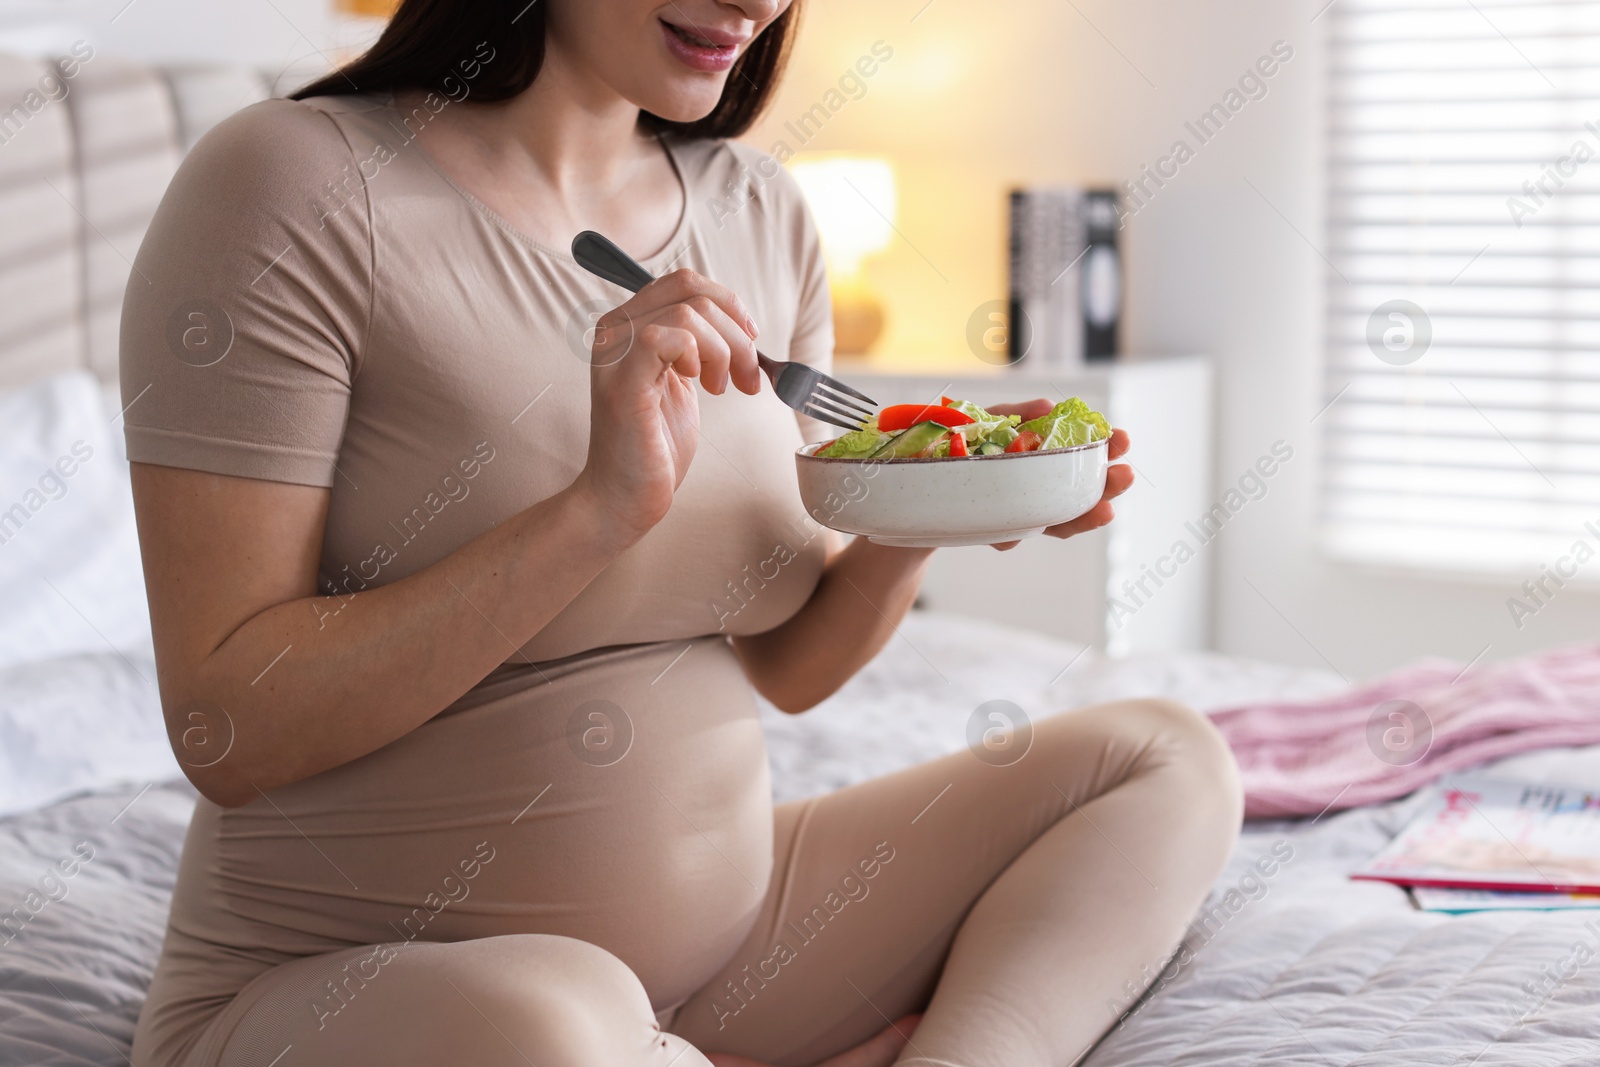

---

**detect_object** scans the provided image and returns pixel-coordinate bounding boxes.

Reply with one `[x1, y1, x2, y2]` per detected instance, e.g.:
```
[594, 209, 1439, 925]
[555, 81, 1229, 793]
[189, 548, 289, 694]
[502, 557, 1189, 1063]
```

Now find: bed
[3, 48, 1599, 1067]
[7, 621, 1600, 1066]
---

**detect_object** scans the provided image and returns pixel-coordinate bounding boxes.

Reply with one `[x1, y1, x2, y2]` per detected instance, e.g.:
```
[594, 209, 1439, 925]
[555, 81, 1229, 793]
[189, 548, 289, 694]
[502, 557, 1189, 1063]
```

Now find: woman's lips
[660, 19, 742, 73]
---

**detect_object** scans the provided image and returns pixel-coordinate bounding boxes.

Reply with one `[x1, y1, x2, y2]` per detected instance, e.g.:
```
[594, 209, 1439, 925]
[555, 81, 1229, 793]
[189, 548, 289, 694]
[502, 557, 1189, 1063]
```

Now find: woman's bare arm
[134, 463, 630, 807]
[137, 270, 763, 808]
[728, 538, 935, 714]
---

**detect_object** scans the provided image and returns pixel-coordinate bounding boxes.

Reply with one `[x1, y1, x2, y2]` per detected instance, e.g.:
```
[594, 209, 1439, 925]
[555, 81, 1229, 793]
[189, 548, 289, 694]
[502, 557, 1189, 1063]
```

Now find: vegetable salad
[816, 396, 1110, 460]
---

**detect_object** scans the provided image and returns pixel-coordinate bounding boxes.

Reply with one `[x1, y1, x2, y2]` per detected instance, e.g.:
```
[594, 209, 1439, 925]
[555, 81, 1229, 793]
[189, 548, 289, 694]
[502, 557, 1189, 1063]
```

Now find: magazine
[1411, 886, 1600, 913]
[1353, 776, 1600, 895]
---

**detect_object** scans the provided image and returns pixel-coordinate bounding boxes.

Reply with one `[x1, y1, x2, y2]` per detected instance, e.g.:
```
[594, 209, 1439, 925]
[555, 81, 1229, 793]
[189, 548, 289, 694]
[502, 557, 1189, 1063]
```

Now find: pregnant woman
[121, 1, 1241, 1065]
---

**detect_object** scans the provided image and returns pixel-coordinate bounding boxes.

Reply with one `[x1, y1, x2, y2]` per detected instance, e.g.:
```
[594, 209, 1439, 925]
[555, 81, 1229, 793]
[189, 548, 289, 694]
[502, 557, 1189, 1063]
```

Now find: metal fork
[571, 230, 877, 431]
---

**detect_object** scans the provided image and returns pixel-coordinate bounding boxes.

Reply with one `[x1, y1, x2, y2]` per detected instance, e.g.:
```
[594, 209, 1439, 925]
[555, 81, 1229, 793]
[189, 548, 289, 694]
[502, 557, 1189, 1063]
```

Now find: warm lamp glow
[335, 0, 399, 17]
[788, 154, 896, 355]
[788, 154, 896, 279]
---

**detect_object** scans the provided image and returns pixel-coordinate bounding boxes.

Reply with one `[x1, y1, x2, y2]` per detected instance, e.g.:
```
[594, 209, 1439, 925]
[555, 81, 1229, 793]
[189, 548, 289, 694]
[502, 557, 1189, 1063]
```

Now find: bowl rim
[796, 435, 1109, 464]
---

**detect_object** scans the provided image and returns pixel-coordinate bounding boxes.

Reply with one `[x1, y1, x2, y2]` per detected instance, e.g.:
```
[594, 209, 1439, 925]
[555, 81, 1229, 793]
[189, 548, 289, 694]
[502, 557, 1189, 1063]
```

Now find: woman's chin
[633, 85, 727, 125]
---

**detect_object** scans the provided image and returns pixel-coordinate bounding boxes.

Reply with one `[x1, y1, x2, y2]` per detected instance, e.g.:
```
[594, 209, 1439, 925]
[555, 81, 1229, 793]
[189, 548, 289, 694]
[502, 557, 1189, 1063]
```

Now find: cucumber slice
[870, 421, 948, 458]
[976, 441, 1005, 456]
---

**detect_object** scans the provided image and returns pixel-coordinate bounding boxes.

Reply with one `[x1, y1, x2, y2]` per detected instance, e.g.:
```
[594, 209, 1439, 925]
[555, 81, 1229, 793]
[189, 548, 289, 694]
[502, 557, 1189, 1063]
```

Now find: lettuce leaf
[1018, 397, 1110, 449]
[816, 427, 892, 458]
[943, 397, 999, 423]
[984, 423, 1020, 449]
[943, 398, 1021, 447]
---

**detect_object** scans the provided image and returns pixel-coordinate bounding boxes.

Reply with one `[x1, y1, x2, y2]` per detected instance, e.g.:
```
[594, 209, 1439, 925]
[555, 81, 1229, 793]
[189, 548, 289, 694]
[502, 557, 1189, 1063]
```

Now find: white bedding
[3, 611, 1597, 1065]
[0, 371, 170, 820]
[0, 780, 194, 1067]
[0, 651, 175, 820]
[761, 612, 1347, 806]
[1089, 746, 1600, 1067]
[0, 372, 151, 678]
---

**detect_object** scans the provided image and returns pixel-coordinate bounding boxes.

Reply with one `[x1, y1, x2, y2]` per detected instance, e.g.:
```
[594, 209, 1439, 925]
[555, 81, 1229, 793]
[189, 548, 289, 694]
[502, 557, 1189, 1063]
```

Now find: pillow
[0, 650, 177, 819]
[0, 370, 151, 673]
[0, 371, 178, 815]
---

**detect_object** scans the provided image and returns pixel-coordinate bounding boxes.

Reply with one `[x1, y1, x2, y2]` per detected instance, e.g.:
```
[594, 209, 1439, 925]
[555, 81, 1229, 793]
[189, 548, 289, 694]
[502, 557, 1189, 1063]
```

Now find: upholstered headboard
[0, 52, 300, 392]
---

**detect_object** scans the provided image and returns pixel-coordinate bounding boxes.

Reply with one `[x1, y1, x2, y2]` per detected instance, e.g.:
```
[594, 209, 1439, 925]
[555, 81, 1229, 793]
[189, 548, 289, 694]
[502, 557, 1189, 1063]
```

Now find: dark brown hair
[291, 0, 798, 139]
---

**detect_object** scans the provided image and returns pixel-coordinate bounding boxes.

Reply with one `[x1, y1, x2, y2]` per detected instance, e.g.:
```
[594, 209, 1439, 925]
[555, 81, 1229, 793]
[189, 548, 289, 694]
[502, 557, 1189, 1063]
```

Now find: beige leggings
[205, 699, 1241, 1067]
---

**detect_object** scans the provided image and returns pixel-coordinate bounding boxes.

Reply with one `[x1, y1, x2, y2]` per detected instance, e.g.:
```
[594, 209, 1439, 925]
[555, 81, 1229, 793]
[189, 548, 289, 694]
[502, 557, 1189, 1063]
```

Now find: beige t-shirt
[119, 92, 833, 663]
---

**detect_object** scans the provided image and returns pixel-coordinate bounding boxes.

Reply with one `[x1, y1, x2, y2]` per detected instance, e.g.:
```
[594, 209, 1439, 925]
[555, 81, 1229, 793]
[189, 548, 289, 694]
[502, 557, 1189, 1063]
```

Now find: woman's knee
[453, 937, 644, 1027]
[1065, 697, 1243, 821]
[405, 935, 705, 1067]
[1144, 699, 1243, 828]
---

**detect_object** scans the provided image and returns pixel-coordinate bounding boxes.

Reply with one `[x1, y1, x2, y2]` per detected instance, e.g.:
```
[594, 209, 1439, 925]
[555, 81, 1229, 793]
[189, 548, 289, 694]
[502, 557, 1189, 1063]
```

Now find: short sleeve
[119, 98, 372, 488]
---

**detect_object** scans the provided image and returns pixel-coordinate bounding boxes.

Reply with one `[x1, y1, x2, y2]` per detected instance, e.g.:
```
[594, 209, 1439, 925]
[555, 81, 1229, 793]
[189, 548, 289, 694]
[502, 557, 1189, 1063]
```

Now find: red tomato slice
[877, 404, 976, 432]
[948, 430, 968, 457]
[1005, 430, 1044, 453]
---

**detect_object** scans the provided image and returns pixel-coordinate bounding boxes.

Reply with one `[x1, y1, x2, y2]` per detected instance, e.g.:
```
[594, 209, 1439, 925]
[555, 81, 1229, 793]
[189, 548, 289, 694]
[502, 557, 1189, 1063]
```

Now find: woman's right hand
[575, 269, 763, 539]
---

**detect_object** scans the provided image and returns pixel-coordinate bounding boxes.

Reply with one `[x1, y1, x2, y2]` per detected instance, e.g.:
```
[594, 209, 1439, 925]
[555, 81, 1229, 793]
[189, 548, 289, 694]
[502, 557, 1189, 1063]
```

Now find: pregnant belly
[190, 636, 773, 1013]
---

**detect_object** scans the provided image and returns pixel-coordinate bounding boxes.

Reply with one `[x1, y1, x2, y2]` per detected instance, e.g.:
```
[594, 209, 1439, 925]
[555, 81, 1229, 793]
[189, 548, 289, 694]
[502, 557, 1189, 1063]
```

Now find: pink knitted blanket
[1209, 643, 1600, 819]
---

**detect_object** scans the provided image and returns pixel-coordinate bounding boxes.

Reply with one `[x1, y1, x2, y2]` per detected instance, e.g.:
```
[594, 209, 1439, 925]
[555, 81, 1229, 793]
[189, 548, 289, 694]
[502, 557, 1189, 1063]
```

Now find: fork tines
[820, 377, 876, 406]
[804, 382, 877, 430]
[803, 403, 865, 431]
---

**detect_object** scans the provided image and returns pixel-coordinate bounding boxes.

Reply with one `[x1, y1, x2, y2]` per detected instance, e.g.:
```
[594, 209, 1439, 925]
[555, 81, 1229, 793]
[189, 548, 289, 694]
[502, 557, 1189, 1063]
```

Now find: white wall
[1104, 1, 1600, 681]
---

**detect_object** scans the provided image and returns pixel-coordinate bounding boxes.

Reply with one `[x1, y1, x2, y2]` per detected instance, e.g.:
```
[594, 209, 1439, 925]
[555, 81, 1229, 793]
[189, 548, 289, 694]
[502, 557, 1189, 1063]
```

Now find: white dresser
[833, 355, 1214, 656]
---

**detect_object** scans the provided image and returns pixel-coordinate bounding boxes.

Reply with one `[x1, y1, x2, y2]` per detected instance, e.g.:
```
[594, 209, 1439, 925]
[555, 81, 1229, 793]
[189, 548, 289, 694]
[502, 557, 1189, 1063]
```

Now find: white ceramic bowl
[795, 437, 1110, 547]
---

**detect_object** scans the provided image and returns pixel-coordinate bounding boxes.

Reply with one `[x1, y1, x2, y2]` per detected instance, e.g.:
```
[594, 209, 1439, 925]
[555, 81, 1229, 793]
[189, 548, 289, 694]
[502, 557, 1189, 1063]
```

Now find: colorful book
[1352, 776, 1600, 894]
[1411, 886, 1600, 913]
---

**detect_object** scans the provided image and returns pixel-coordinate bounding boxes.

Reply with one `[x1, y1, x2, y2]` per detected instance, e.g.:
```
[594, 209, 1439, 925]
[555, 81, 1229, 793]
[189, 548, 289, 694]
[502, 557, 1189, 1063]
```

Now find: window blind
[1322, 0, 1600, 576]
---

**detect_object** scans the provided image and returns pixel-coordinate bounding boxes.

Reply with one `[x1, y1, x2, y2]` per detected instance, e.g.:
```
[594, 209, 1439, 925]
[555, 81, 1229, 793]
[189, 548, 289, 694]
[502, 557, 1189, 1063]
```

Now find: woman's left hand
[985, 398, 1133, 552]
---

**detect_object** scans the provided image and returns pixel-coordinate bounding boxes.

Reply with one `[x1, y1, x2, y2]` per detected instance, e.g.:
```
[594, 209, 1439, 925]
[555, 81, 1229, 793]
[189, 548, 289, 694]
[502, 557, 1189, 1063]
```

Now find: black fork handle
[571, 230, 655, 294]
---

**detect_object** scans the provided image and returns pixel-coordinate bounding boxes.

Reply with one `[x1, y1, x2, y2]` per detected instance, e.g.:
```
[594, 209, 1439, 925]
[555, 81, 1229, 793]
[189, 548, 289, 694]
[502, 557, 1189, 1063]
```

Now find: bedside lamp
[788, 154, 896, 357]
[335, 0, 399, 16]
